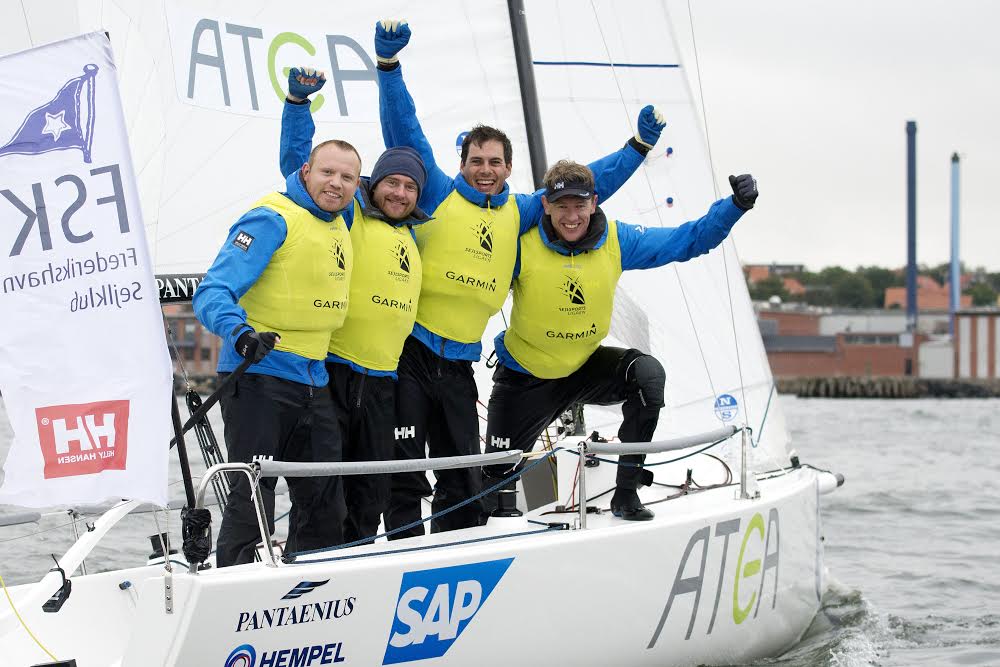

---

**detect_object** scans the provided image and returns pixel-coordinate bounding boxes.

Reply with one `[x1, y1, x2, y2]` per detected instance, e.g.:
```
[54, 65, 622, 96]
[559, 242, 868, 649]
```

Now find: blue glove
[287, 67, 325, 102]
[375, 19, 411, 64]
[729, 174, 759, 210]
[635, 105, 666, 150]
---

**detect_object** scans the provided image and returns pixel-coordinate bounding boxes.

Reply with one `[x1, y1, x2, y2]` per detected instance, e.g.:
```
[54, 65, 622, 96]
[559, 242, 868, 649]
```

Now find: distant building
[744, 263, 805, 285]
[954, 309, 1000, 379]
[162, 303, 220, 382]
[758, 303, 924, 377]
[883, 275, 971, 310]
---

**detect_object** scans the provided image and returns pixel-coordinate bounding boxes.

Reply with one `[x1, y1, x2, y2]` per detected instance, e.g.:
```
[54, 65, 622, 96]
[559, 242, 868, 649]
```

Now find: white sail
[0, 5, 837, 667]
[515, 0, 790, 470]
[6, 0, 790, 468]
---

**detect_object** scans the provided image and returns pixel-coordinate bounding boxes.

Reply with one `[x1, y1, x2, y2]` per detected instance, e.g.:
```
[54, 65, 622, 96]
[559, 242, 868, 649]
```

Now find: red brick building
[759, 308, 922, 377]
[884, 276, 971, 310]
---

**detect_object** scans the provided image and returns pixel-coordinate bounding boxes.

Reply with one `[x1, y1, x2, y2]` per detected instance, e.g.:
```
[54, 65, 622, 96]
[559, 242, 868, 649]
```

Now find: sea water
[1, 398, 998, 666]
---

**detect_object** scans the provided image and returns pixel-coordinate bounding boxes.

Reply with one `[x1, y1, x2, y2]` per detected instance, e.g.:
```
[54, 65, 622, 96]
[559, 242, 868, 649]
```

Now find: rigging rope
[584, 0, 722, 403]
[684, 0, 753, 431]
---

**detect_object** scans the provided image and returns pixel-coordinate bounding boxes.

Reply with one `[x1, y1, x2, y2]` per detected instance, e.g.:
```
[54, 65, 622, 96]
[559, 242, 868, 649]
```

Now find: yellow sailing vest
[239, 192, 353, 360]
[505, 221, 623, 379]
[414, 190, 519, 343]
[328, 202, 422, 371]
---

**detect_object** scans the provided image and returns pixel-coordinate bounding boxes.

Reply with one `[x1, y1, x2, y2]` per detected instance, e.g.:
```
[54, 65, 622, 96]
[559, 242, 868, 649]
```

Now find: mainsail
[6, 0, 788, 473]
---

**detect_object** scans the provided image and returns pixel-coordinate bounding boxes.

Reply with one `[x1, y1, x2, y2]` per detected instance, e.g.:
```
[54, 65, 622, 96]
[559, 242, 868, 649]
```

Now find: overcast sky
[667, 0, 999, 272]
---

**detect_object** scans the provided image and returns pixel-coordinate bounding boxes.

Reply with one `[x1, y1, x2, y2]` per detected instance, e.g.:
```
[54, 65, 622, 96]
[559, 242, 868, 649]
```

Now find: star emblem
[42, 110, 71, 142]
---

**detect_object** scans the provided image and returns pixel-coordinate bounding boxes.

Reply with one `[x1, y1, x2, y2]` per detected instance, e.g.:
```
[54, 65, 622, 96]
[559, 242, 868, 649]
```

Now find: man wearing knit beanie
[369, 146, 426, 220]
[278, 67, 432, 545]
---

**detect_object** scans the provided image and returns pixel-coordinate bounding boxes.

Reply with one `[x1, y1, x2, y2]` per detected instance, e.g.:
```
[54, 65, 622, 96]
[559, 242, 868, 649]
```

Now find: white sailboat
[0, 2, 843, 666]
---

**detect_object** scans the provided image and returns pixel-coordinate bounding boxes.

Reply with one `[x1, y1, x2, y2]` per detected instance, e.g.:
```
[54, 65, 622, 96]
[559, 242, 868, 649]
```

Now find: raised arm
[515, 105, 667, 233]
[375, 20, 453, 211]
[618, 174, 758, 270]
[589, 105, 665, 203]
[279, 67, 326, 178]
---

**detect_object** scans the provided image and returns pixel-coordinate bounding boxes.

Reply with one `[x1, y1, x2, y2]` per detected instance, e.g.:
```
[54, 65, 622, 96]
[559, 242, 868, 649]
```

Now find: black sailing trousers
[327, 362, 396, 543]
[216, 372, 345, 567]
[484, 346, 666, 490]
[386, 336, 483, 538]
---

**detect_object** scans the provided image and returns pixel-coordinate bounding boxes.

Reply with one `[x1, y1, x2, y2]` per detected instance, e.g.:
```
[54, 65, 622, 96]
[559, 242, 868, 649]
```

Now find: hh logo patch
[35, 400, 130, 478]
[383, 558, 513, 664]
[233, 231, 254, 251]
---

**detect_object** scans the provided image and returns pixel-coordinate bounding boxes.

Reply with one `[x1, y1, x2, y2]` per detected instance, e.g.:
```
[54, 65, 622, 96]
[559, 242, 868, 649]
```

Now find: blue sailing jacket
[493, 196, 746, 375]
[370, 64, 647, 361]
[193, 171, 357, 387]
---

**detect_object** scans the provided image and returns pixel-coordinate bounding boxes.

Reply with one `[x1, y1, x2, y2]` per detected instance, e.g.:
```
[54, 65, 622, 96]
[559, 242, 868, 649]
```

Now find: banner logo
[281, 580, 329, 600]
[225, 644, 256, 667]
[0, 65, 98, 163]
[35, 400, 130, 479]
[713, 394, 739, 422]
[383, 558, 513, 664]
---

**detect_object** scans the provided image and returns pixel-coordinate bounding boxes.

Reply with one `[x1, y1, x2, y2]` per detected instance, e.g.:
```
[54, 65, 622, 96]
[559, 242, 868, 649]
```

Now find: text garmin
[444, 271, 496, 292]
[647, 510, 780, 647]
[372, 295, 413, 312]
[383, 558, 513, 664]
[545, 323, 598, 339]
[235, 596, 355, 632]
[313, 299, 346, 309]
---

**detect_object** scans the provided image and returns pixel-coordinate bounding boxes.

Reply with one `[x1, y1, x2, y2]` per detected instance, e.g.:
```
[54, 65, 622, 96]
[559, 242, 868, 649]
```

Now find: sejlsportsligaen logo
[225, 644, 256, 667]
[383, 558, 514, 664]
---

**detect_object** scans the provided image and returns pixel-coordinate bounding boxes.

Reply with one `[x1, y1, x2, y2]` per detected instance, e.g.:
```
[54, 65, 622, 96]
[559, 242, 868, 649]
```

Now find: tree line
[747, 263, 1000, 309]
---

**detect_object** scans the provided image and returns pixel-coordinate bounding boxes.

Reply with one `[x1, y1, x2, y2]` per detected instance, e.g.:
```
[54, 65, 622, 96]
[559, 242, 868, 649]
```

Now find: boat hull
[4, 468, 824, 667]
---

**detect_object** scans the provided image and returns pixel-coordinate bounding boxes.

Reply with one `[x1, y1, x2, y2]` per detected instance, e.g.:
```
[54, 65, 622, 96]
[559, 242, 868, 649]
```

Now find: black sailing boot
[610, 454, 654, 521]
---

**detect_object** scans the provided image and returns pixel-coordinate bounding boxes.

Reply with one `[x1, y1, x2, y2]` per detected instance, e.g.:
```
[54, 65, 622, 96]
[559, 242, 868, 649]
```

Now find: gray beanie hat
[370, 146, 427, 198]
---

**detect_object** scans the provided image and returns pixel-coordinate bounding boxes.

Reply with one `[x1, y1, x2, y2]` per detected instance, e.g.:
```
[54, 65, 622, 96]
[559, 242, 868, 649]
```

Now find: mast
[507, 0, 548, 188]
[949, 152, 960, 336]
[906, 120, 917, 334]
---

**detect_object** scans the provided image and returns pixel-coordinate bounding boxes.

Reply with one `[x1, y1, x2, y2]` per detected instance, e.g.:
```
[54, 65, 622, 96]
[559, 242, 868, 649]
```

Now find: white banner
[0, 32, 172, 508]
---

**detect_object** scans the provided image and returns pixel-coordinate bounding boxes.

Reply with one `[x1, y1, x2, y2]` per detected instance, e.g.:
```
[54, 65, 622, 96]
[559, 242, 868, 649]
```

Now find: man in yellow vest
[279, 67, 430, 544]
[193, 139, 359, 566]
[483, 161, 758, 520]
[374, 20, 665, 536]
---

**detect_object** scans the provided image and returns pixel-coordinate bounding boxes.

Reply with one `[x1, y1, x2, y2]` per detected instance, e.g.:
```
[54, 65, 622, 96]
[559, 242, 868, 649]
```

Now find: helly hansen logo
[395, 426, 415, 440]
[35, 401, 130, 479]
[281, 579, 330, 600]
[490, 436, 510, 449]
[330, 238, 347, 270]
[392, 241, 411, 273]
[233, 230, 254, 251]
[561, 275, 585, 305]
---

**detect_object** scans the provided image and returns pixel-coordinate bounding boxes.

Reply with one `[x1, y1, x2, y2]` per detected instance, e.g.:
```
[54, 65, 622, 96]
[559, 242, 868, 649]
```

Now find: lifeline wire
[285, 447, 566, 559]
